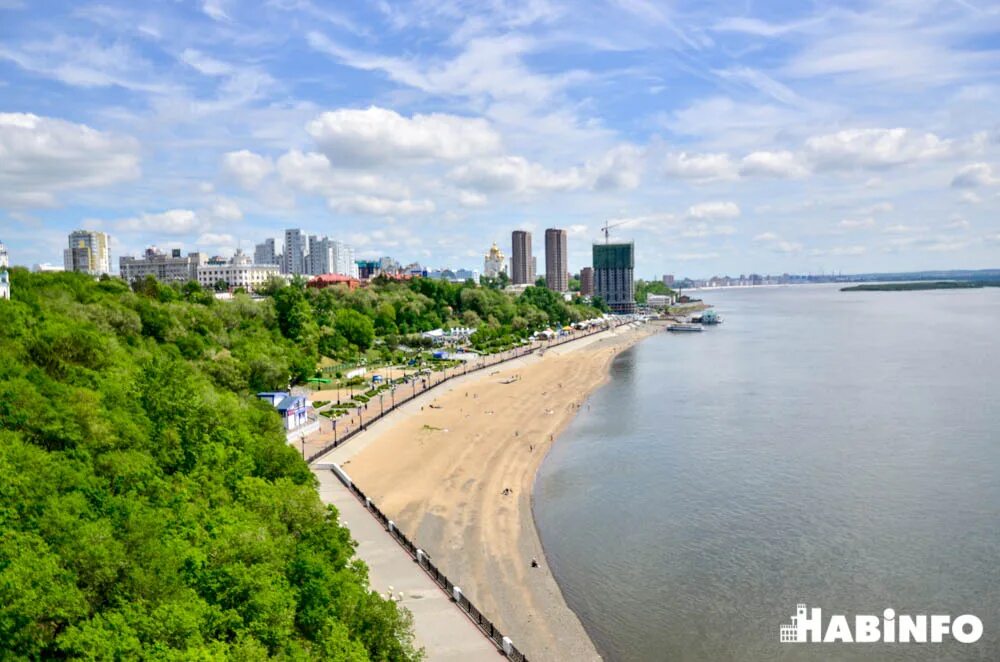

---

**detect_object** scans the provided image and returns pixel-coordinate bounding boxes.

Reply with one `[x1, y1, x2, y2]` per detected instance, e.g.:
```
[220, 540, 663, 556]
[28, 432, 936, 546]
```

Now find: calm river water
[534, 284, 999, 661]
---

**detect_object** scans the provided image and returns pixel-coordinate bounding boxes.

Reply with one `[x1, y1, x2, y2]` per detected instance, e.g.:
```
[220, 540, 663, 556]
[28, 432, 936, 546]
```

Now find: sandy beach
[333, 321, 665, 660]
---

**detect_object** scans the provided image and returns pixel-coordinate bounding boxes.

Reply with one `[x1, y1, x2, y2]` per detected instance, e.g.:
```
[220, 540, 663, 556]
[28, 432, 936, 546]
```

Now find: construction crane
[600, 219, 630, 243]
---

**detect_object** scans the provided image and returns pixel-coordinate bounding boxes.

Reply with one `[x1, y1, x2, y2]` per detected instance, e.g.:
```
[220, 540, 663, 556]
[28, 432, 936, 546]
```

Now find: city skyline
[1, 2, 998, 278]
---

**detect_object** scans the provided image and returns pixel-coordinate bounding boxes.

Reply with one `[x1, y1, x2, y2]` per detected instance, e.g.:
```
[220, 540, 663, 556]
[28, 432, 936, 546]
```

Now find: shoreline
[323, 321, 664, 660]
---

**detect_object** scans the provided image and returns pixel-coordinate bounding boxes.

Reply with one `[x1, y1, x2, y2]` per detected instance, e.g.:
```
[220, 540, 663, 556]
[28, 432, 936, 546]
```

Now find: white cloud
[202, 0, 229, 22]
[772, 240, 804, 254]
[222, 150, 274, 189]
[663, 151, 736, 181]
[180, 48, 232, 76]
[951, 163, 998, 188]
[449, 156, 583, 194]
[307, 32, 576, 110]
[810, 245, 868, 257]
[457, 190, 487, 208]
[0, 35, 171, 93]
[687, 201, 740, 220]
[753, 232, 779, 242]
[117, 209, 202, 235]
[740, 150, 808, 178]
[944, 217, 971, 230]
[196, 232, 236, 247]
[209, 197, 242, 221]
[276, 149, 407, 198]
[332, 196, 435, 216]
[0, 112, 139, 207]
[839, 217, 876, 229]
[804, 128, 952, 171]
[306, 106, 502, 166]
[681, 222, 736, 238]
[588, 144, 644, 190]
[672, 252, 720, 261]
[861, 202, 893, 214]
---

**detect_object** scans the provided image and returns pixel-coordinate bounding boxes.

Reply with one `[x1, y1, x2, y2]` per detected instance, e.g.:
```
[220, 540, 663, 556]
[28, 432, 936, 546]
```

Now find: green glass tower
[592, 242, 635, 314]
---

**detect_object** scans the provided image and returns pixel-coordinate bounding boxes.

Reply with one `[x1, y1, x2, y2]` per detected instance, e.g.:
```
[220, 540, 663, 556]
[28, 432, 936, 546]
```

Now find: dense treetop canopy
[0, 269, 602, 658]
[0, 270, 422, 660]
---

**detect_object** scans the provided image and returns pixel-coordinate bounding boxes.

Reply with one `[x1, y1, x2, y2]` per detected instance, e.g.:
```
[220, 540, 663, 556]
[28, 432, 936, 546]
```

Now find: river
[534, 283, 999, 661]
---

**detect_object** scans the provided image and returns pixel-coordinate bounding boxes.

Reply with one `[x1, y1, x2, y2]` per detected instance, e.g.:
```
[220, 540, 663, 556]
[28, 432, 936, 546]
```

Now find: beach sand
[339, 321, 664, 661]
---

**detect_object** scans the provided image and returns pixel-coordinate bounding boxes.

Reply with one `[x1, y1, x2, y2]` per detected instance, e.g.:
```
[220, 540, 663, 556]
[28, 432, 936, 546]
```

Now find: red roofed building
[307, 273, 361, 290]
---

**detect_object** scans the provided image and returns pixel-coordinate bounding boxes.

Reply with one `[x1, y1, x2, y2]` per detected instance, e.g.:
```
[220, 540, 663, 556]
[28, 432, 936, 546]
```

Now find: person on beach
[531, 558, 539, 568]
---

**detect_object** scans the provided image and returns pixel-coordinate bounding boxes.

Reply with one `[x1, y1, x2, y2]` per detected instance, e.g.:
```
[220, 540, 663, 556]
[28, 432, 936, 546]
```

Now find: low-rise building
[306, 273, 361, 290]
[120, 246, 205, 284]
[196, 250, 279, 292]
[256, 392, 311, 431]
[647, 293, 675, 308]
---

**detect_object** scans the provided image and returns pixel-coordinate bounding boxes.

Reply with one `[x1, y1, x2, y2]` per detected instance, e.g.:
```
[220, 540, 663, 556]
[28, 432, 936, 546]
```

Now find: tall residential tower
[511, 230, 533, 285]
[63, 230, 111, 275]
[544, 228, 568, 292]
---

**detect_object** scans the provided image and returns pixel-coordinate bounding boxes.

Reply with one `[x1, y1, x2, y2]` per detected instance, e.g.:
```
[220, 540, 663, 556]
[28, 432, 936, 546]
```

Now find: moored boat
[668, 323, 703, 332]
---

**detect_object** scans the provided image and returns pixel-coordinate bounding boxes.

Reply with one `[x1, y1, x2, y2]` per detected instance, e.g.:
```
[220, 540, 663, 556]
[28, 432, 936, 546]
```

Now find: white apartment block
[282, 229, 307, 275]
[197, 250, 279, 292]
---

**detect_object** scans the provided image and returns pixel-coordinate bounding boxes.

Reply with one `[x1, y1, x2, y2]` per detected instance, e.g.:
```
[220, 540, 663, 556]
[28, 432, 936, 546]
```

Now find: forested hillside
[0, 270, 421, 659]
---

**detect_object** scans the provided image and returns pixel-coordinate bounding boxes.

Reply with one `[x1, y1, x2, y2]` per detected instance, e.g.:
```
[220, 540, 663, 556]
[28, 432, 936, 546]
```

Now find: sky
[1, 0, 999, 279]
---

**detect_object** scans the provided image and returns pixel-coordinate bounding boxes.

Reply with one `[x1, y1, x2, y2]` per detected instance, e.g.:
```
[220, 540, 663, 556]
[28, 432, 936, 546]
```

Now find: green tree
[335, 309, 375, 350]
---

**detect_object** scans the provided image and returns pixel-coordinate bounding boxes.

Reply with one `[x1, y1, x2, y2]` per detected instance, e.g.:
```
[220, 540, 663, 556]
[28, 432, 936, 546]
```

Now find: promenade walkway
[312, 466, 500, 661]
[306, 323, 638, 660]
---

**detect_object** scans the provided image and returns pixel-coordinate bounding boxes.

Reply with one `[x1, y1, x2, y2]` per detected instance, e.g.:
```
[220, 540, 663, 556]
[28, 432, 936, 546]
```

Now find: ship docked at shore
[668, 323, 704, 332]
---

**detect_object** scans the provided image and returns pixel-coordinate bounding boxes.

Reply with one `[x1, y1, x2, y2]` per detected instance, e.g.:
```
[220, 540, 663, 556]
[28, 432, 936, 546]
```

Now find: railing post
[502, 636, 513, 656]
[452, 586, 462, 602]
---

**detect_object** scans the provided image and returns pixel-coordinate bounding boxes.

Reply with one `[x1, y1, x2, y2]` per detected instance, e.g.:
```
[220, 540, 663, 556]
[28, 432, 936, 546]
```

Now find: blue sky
[1, 0, 998, 278]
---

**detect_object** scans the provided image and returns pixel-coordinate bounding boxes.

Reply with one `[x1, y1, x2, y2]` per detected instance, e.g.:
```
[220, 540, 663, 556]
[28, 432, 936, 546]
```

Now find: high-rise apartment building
[544, 228, 568, 292]
[305, 235, 357, 276]
[307, 235, 334, 275]
[511, 230, 533, 285]
[593, 242, 636, 314]
[63, 230, 111, 275]
[663, 274, 675, 286]
[580, 266, 594, 297]
[254, 238, 279, 266]
[282, 229, 307, 275]
[333, 241, 358, 277]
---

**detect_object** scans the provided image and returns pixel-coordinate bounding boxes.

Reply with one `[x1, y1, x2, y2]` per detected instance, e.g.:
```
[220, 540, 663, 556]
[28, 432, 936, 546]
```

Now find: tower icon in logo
[780, 603, 809, 642]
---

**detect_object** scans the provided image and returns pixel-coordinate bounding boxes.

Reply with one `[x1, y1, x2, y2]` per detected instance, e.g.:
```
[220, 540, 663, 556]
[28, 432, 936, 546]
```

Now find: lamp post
[379, 393, 384, 418]
[391, 385, 395, 408]
[333, 418, 338, 445]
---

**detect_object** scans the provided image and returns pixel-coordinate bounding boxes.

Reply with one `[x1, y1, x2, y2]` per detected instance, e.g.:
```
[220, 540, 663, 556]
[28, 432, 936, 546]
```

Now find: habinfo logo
[780, 603, 983, 644]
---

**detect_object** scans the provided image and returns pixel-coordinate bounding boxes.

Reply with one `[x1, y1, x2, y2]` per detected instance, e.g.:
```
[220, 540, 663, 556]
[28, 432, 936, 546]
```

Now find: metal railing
[338, 473, 531, 661]
[306, 323, 619, 464]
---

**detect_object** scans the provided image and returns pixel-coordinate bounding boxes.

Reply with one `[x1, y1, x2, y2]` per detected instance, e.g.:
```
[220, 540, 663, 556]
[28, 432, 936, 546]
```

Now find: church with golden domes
[483, 241, 508, 279]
